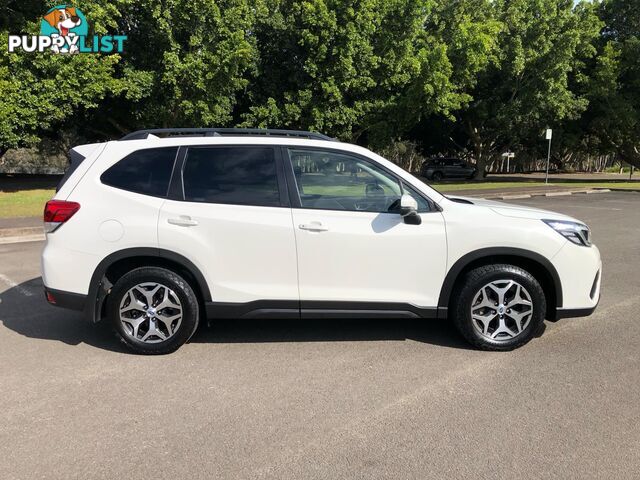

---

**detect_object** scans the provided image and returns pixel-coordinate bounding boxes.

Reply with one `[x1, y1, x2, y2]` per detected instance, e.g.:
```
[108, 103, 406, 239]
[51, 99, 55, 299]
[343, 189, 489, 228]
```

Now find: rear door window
[182, 146, 280, 207]
[101, 147, 178, 197]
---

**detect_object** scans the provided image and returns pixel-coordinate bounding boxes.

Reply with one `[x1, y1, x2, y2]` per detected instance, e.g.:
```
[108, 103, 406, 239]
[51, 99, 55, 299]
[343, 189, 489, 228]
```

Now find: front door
[285, 147, 447, 315]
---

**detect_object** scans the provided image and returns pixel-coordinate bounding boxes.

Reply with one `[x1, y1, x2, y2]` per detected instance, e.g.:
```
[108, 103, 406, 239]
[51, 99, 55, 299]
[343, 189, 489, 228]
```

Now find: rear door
[158, 145, 299, 310]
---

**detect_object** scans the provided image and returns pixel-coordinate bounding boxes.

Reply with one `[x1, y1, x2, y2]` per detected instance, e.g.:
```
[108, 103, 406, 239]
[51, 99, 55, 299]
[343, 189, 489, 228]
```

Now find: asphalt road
[0, 192, 638, 479]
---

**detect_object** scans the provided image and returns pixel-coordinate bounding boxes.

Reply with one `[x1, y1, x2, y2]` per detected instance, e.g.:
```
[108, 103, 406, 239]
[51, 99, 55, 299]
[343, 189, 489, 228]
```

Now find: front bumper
[551, 241, 602, 318]
[554, 295, 600, 320]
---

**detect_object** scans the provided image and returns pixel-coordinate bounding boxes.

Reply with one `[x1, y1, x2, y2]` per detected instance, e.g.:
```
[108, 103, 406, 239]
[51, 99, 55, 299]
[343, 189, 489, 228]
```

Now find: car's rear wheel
[431, 171, 443, 182]
[451, 264, 546, 351]
[107, 267, 199, 355]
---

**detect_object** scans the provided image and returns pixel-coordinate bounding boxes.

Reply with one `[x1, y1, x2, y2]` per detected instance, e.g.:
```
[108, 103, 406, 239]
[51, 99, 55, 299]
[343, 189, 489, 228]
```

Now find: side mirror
[399, 194, 421, 225]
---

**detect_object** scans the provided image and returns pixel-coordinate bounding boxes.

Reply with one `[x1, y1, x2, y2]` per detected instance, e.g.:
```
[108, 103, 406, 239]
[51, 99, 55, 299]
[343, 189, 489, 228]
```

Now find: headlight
[542, 219, 591, 247]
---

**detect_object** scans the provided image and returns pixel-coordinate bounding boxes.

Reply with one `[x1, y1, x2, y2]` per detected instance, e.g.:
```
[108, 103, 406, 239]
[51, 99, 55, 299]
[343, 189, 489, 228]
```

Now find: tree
[0, 0, 637, 175]
[242, 0, 468, 147]
[406, 0, 501, 160]
[583, 0, 640, 168]
[454, 0, 601, 177]
[0, 1, 128, 155]
[80, 0, 259, 137]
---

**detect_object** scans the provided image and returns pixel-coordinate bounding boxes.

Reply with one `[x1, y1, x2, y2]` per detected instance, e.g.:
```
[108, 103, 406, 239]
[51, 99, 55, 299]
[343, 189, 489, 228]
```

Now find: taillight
[46, 291, 57, 304]
[44, 200, 80, 233]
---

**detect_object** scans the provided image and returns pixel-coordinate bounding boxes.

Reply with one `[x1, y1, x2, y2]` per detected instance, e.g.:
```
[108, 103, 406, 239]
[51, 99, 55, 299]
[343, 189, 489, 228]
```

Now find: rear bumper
[44, 287, 87, 312]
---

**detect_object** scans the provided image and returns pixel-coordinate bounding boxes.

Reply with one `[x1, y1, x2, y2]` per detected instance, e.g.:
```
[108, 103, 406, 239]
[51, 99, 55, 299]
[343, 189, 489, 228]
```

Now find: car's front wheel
[107, 267, 200, 355]
[451, 264, 546, 351]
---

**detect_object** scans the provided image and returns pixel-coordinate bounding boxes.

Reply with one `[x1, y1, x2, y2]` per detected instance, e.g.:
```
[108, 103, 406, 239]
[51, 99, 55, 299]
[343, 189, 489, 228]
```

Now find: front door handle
[299, 222, 329, 232]
[167, 216, 199, 227]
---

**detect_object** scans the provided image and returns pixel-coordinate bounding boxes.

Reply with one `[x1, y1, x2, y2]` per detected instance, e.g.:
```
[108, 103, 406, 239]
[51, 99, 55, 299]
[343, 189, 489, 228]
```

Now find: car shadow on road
[0, 276, 127, 353]
[0, 277, 474, 352]
[192, 317, 471, 349]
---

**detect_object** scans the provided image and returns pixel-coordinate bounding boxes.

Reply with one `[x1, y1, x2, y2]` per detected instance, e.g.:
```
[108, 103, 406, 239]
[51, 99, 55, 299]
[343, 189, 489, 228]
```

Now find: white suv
[41, 128, 601, 354]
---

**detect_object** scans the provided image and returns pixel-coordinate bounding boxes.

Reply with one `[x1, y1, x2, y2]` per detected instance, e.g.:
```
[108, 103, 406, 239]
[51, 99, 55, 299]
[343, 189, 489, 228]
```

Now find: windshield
[412, 174, 447, 198]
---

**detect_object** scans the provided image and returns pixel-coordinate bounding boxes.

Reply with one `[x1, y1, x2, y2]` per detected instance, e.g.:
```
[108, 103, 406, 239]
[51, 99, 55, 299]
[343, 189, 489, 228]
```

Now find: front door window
[288, 148, 403, 213]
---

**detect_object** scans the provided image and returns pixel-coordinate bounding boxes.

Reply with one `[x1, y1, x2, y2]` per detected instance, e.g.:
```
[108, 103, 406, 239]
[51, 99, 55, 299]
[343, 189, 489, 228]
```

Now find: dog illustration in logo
[43, 7, 82, 53]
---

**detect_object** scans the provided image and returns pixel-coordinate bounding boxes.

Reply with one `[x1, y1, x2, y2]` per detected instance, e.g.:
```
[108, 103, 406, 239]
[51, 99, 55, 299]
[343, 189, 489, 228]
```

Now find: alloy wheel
[118, 282, 183, 343]
[470, 279, 533, 340]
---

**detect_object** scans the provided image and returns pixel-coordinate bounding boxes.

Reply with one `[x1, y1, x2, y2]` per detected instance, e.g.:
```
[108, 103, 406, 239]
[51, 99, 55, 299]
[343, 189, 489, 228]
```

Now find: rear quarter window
[101, 147, 178, 197]
[56, 149, 85, 192]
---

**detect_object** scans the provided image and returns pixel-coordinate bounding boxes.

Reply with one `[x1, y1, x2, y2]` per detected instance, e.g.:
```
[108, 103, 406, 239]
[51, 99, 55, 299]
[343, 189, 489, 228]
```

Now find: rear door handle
[299, 222, 329, 232]
[167, 216, 199, 227]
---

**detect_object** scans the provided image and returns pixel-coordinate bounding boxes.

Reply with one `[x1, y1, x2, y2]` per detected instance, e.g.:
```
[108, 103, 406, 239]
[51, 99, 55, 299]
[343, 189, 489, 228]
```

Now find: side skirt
[205, 300, 443, 320]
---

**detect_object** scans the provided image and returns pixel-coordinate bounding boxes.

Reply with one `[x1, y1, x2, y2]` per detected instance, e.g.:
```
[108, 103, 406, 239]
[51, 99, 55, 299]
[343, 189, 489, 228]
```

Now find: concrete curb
[605, 187, 640, 193]
[480, 188, 612, 200]
[0, 233, 45, 245]
[0, 226, 43, 239]
[0, 225, 45, 244]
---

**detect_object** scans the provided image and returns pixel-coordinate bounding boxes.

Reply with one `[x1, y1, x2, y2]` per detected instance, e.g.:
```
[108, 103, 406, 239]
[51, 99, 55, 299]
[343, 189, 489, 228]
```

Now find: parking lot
[1, 192, 639, 479]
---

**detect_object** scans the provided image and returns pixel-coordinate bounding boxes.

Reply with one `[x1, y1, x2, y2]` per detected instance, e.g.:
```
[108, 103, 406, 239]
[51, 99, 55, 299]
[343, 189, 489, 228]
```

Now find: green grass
[434, 182, 540, 191]
[0, 189, 54, 218]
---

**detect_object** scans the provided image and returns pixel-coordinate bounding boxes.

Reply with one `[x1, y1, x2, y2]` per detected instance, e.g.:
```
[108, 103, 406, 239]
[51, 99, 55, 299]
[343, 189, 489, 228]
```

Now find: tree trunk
[620, 142, 640, 169]
[467, 122, 488, 180]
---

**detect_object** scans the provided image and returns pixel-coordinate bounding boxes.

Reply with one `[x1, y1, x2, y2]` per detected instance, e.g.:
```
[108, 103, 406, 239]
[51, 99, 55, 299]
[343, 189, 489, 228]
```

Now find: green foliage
[0, 0, 259, 150]
[243, 0, 437, 145]
[0, 0, 128, 152]
[584, 0, 640, 167]
[456, 0, 601, 174]
[111, 0, 259, 128]
[0, 0, 638, 172]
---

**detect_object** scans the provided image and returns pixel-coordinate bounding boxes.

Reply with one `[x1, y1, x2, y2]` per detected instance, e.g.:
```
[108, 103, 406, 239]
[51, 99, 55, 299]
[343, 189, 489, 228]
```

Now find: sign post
[545, 129, 552, 184]
[501, 151, 515, 173]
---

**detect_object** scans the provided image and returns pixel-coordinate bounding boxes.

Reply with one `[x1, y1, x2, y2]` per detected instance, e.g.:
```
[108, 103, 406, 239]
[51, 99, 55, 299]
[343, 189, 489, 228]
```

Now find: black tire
[451, 264, 546, 351]
[107, 267, 200, 355]
[431, 171, 443, 182]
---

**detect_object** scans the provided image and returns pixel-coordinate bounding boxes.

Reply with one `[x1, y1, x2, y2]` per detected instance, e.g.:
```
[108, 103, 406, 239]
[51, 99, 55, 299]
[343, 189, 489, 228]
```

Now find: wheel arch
[438, 247, 562, 319]
[86, 248, 211, 323]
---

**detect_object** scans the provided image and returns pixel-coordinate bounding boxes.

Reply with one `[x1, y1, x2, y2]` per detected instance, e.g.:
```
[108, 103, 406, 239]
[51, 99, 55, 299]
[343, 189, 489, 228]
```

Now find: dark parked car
[420, 158, 479, 181]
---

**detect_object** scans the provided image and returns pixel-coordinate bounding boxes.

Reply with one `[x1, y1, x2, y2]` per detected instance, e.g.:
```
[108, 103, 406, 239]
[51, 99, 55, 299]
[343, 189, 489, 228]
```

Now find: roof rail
[120, 128, 335, 141]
